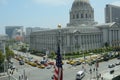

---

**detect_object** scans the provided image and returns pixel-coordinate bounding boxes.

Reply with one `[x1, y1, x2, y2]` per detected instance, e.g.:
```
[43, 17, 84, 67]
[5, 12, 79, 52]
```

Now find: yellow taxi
[38, 64, 45, 69]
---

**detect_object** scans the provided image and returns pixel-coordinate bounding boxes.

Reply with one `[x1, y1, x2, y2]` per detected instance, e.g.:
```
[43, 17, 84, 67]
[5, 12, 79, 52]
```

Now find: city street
[11, 51, 120, 80]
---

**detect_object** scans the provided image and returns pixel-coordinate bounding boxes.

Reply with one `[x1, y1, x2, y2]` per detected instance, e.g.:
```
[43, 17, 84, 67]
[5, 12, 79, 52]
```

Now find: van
[76, 71, 85, 80]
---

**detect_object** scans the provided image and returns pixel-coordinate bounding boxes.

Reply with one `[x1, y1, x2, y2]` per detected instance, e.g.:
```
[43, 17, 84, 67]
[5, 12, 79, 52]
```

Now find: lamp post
[58, 24, 62, 55]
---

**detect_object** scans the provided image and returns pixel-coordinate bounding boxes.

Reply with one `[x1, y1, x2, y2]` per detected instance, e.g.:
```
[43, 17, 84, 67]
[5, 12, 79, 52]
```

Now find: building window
[86, 14, 87, 18]
[81, 14, 84, 18]
[73, 14, 75, 19]
[76, 14, 79, 19]
[89, 14, 91, 18]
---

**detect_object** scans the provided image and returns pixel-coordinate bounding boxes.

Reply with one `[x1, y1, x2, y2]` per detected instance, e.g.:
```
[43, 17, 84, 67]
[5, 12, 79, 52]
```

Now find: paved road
[11, 58, 120, 80]
[12, 50, 120, 80]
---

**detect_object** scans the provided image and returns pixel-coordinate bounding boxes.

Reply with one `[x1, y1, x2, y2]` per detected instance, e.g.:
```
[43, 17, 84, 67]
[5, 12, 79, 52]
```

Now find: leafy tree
[19, 45, 27, 52]
[104, 42, 109, 47]
[6, 46, 14, 62]
[48, 51, 56, 59]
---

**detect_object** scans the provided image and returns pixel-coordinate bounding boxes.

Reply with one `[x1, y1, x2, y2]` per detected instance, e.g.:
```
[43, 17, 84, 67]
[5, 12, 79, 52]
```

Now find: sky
[0, 0, 120, 34]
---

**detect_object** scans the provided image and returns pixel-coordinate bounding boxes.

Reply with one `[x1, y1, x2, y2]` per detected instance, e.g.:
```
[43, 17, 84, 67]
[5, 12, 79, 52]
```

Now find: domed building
[30, 0, 120, 53]
[68, 0, 95, 26]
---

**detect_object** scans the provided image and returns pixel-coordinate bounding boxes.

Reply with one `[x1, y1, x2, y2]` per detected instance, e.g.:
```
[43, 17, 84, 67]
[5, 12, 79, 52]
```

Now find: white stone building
[25, 27, 50, 44]
[30, 0, 120, 53]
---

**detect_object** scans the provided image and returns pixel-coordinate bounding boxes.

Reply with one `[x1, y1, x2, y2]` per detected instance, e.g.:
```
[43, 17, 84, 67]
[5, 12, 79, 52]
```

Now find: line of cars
[108, 62, 120, 68]
[15, 55, 55, 69]
[66, 54, 120, 67]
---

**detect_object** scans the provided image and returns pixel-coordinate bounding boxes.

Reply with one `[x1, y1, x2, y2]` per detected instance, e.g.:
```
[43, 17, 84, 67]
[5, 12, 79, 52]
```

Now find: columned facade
[29, 0, 120, 54]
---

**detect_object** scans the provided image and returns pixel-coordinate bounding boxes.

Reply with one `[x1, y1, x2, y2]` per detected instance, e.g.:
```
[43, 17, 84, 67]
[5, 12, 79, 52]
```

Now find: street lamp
[58, 24, 62, 55]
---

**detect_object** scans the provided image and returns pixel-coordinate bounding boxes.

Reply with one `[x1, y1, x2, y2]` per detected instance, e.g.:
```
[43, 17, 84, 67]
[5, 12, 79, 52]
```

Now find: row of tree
[0, 46, 14, 72]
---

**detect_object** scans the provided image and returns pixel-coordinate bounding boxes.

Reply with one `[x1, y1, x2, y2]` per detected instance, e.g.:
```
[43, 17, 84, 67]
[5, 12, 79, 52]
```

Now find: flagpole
[58, 24, 61, 55]
[58, 24, 61, 80]
[53, 24, 63, 80]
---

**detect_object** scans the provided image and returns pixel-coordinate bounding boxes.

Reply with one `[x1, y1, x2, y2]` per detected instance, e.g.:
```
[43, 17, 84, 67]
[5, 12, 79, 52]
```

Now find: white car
[11, 65, 16, 70]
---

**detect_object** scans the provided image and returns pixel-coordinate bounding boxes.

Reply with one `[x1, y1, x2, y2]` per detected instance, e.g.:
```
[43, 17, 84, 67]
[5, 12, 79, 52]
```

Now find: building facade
[30, 0, 120, 53]
[105, 4, 120, 25]
[25, 27, 50, 44]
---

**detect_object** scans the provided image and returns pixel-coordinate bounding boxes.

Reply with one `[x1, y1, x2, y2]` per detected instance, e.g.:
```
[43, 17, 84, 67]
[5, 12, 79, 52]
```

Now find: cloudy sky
[0, 0, 120, 34]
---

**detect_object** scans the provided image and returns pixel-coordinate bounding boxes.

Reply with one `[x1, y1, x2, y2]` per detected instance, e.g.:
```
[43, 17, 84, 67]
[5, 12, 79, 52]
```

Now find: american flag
[54, 44, 63, 80]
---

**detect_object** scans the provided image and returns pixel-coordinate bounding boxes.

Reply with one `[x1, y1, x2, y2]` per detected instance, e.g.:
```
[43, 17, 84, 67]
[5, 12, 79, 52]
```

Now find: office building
[105, 4, 120, 25]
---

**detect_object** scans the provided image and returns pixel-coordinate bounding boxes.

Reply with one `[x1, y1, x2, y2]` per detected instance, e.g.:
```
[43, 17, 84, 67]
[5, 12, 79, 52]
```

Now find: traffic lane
[11, 58, 30, 71]
[12, 58, 120, 80]
[12, 63, 100, 80]
[98, 58, 120, 73]
[27, 68, 53, 80]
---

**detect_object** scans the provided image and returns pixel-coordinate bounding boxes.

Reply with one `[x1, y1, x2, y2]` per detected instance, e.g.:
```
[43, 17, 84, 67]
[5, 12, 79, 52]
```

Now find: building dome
[67, 0, 95, 27]
[72, 0, 91, 10]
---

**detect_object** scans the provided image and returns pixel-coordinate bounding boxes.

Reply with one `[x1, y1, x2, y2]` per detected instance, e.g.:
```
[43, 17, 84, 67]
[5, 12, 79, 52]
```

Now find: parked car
[110, 70, 114, 74]
[74, 61, 81, 66]
[115, 62, 120, 66]
[117, 56, 120, 59]
[19, 60, 24, 65]
[103, 57, 109, 61]
[108, 64, 115, 68]
[10, 65, 16, 70]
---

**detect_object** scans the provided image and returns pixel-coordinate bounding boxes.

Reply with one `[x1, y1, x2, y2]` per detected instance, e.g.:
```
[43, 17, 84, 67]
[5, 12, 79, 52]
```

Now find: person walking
[93, 68, 95, 72]
[89, 68, 92, 74]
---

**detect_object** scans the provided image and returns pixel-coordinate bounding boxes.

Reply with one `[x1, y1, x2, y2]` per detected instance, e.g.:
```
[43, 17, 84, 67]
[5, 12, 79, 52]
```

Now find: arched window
[86, 14, 87, 18]
[89, 14, 91, 18]
[76, 14, 79, 19]
[81, 14, 84, 18]
[73, 14, 75, 19]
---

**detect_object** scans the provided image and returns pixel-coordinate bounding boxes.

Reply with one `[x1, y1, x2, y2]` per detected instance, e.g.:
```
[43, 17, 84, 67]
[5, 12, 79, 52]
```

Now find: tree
[6, 46, 14, 62]
[104, 42, 109, 47]
[48, 51, 56, 59]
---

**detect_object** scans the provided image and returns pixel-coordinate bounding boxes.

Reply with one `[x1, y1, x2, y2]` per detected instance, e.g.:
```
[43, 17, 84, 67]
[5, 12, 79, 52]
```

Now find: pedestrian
[93, 68, 95, 72]
[89, 68, 92, 74]
[11, 71, 13, 75]
[82, 65, 84, 69]
[16, 68, 18, 72]
[101, 77, 103, 80]
[10, 71, 11, 74]
[19, 76, 21, 80]
[99, 73, 101, 77]
[21, 75, 23, 79]
[25, 76, 28, 80]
